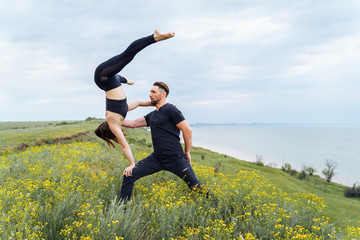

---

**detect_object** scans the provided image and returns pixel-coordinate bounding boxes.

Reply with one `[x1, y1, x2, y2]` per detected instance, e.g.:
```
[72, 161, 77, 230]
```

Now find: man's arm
[176, 120, 192, 164]
[122, 116, 147, 128]
[128, 100, 153, 112]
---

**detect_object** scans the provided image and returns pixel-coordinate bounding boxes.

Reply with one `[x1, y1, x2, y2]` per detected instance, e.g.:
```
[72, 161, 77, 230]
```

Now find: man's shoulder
[162, 103, 179, 111]
[163, 103, 185, 122]
[144, 109, 157, 119]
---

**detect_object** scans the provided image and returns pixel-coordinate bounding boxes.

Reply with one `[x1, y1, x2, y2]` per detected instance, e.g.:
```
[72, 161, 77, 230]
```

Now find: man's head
[150, 82, 169, 105]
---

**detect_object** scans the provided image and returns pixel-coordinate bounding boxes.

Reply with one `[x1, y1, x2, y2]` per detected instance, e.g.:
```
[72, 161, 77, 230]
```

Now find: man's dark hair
[153, 82, 169, 96]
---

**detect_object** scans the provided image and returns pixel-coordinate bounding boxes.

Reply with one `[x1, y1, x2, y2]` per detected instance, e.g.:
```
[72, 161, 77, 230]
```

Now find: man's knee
[182, 167, 189, 172]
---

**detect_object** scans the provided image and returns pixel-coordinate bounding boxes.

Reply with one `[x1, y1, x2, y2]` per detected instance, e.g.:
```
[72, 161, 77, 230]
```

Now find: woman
[94, 29, 175, 176]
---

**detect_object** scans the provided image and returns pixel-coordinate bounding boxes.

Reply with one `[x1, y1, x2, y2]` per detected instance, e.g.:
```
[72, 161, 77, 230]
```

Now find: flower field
[1, 141, 359, 239]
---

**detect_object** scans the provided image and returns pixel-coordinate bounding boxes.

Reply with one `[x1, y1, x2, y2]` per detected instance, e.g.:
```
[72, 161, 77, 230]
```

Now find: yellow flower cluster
[1, 142, 359, 239]
[0, 142, 123, 239]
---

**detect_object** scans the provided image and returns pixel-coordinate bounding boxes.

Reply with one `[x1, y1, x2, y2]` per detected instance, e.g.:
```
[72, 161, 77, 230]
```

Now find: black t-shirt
[144, 103, 185, 159]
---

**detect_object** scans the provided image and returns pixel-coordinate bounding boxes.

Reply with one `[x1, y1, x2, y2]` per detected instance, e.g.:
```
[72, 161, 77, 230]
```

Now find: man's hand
[123, 164, 135, 176]
[185, 152, 191, 165]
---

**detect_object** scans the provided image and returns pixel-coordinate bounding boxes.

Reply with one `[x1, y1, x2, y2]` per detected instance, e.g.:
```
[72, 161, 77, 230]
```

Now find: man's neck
[156, 100, 167, 110]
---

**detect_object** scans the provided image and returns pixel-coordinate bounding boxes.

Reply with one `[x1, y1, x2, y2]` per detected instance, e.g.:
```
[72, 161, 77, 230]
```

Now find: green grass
[0, 120, 101, 152]
[191, 147, 360, 226]
[1, 120, 359, 228]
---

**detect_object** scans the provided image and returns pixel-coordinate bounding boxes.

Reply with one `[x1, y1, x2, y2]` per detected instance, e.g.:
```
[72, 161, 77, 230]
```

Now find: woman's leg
[94, 30, 174, 91]
[95, 35, 156, 83]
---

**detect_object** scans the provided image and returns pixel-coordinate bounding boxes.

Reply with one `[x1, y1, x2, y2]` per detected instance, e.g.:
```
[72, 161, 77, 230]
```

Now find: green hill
[0, 120, 359, 239]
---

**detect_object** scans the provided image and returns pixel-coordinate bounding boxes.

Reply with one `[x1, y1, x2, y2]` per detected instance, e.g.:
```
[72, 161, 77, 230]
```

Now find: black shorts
[106, 98, 128, 118]
[95, 74, 126, 92]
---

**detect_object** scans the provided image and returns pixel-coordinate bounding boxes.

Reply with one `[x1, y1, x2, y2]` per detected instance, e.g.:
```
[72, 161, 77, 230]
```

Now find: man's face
[149, 86, 163, 105]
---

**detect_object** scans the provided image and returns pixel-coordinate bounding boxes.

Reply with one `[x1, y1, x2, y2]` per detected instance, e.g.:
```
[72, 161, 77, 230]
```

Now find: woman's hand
[123, 164, 135, 176]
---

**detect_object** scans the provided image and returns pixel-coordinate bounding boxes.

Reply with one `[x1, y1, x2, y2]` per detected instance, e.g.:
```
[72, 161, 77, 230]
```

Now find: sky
[1, 0, 360, 124]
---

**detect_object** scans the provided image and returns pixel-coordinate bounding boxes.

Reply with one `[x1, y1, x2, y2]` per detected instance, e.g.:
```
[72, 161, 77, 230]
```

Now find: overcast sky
[1, 0, 360, 124]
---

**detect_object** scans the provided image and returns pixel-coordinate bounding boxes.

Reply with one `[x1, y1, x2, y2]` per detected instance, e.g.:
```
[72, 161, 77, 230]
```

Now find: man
[120, 82, 209, 202]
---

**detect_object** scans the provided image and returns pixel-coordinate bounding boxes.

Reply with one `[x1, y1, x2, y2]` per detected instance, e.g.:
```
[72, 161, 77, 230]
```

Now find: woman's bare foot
[153, 29, 175, 41]
[124, 76, 134, 85]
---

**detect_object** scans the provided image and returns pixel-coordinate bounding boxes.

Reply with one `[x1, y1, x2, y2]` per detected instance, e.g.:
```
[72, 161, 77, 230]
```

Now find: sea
[190, 124, 360, 187]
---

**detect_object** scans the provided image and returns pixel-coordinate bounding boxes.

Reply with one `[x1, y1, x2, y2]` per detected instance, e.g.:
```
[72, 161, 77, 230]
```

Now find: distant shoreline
[1, 120, 359, 126]
[191, 123, 360, 127]
[192, 141, 256, 163]
[191, 124, 360, 187]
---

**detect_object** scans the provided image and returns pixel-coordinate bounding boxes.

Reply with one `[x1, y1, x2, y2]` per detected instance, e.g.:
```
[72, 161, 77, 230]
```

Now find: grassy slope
[1, 121, 359, 226]
[0, 121, 98, 151]
[190, 147, 360, 226]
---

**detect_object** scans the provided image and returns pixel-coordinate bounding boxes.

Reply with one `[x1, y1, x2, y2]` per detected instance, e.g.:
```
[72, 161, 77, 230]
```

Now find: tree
[281, 163, 292, 173]
[304, 166, 316, 176]
[322, 159, 337, 183]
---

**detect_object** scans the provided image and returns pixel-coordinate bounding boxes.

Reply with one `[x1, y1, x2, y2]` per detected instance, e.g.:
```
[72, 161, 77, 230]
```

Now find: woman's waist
[106, 85, 126, 99]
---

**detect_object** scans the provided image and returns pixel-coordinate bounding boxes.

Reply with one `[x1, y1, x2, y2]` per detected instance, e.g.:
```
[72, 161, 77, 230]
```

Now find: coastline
[190, 124, 360, 187]
[191, 141, 354, 188]
[192, 141, 256, 163]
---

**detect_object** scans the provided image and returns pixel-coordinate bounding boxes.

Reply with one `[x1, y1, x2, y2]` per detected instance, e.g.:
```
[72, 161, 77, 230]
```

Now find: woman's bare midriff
[106, 86, 126, 100]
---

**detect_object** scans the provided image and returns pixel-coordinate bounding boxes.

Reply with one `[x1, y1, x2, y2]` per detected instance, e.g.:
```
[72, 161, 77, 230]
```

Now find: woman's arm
[128, 100, 153, 111]
[107, 115, 135, 176]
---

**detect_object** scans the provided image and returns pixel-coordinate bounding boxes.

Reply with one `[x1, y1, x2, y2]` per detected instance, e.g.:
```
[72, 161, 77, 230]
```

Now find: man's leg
[166, 157, 218, 205]
[165, 157, 202, 188]
[120, 154, 162, 203]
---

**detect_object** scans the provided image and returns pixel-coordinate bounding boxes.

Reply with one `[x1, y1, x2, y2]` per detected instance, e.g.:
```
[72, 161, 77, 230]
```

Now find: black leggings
[94, 34, 156, 92]
[120, 153, 202, 202]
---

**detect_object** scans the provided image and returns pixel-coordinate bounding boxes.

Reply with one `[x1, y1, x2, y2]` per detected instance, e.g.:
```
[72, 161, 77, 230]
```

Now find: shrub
[17, 143, 29, 152]
[281, 163, 292, 173]
[289, 169, 298, 176]
[214, 162, 221, 173]
[344, 184, 360, 198]
[254, 154, 264, 166]
[85, 117, 97, 121]
[298, 170, 307, 180]
[56, 121, 69, 126]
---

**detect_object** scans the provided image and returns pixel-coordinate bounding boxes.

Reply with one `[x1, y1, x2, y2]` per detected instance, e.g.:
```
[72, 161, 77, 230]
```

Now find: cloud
[1, 0, 360, 123]
[276, 34, 360, 103]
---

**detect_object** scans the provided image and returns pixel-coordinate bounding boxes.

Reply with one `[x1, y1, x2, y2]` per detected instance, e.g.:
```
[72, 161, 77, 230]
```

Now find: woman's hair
[95, 121, 117, 148]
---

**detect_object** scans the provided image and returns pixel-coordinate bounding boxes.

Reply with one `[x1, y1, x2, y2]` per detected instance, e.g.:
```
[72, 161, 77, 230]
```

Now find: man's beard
[151, 98, 160, 105]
